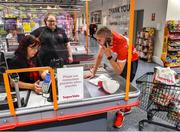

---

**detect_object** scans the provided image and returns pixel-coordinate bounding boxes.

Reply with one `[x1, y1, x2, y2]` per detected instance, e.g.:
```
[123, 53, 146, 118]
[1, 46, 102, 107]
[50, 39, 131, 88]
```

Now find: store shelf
[168, 49, 180, 52]
[169, 30, 180, 33]
[165, 62, 180, 67]
[161, 20, 180, 67]
[2, 17, 17, 19]
[136, 43, 147, 46]
[168, 42, 180, 46]
[168, 54, 180, 57]
[169, 36, 180, 40]
[138, 37, 151, 40]
[136, 27, 155, 62]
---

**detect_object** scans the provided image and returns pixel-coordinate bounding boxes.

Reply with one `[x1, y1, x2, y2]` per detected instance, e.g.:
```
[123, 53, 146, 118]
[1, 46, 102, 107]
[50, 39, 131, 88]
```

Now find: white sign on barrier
[57, 67, 84, 102]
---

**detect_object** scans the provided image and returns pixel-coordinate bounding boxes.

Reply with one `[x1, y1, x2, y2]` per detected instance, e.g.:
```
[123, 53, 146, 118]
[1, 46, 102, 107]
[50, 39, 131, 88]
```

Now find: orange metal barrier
[125, 0, 135, 101]
[0, 0, 137, 130]
[0, 100, 139, 131]
[3, 67, 58, 116]
[85, 0, 89, 52]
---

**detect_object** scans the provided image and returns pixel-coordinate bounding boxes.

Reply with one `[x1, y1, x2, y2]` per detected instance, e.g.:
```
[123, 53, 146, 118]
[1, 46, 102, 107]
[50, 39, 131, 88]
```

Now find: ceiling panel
[0, 0, 85, 12]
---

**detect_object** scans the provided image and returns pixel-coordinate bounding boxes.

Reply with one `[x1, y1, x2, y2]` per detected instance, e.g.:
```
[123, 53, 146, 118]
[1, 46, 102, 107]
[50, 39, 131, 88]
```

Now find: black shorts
[120, 60, 138, 82]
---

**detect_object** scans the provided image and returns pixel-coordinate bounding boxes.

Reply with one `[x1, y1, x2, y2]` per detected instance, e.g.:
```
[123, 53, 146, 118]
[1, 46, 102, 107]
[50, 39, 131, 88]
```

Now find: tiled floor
[79, 34, 180, 131]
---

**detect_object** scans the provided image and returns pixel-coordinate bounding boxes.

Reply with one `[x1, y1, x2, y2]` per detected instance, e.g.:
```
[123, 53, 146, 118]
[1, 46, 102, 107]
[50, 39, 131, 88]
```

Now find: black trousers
[121, 60, 138, 82]
[90, 31, 94, 38]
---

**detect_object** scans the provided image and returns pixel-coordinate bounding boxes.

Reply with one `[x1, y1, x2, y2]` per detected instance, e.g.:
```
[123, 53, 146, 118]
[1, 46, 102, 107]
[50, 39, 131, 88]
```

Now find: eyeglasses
[47, 20, 56, 23]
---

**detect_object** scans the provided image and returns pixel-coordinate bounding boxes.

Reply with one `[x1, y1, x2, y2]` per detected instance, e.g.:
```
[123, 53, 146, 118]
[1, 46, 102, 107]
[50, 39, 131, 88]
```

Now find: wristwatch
[107, 55, 113, 60]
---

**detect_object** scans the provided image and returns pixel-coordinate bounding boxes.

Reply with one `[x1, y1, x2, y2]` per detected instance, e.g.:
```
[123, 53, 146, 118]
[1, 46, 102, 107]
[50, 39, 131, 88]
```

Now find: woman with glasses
[8, 35, 47, 94]
[31, 13, 73, 66]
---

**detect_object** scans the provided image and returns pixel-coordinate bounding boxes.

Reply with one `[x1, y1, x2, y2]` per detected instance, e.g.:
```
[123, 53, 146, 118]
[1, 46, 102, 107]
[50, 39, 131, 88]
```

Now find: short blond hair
[96, 27, 112, 39]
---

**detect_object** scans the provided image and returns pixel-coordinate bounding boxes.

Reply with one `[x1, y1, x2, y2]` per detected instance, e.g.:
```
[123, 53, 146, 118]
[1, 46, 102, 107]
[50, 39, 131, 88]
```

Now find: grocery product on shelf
[57, 14, 74, 40]
[0, 8, 74, 40]
[161, 20, 180, 67]
[136, 27, 156, 62]
[3, 18, 17, 31]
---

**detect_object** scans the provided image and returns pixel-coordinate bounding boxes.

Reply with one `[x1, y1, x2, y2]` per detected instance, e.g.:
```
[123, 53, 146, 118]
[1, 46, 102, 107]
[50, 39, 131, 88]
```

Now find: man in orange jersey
[84, 27, 139, 128]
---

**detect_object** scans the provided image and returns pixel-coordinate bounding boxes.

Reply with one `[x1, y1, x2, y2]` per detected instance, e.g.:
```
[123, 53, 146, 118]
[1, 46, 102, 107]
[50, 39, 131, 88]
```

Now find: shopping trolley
[136, 72, 180, 131]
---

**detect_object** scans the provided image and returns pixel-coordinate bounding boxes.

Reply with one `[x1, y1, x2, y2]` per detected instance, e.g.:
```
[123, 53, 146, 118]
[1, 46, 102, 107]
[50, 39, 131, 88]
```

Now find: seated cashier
[8, 35, 48, 94]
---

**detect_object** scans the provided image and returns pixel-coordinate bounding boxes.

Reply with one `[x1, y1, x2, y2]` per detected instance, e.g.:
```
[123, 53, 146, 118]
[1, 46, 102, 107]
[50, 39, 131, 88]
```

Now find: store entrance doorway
[134, 10, 144, 45]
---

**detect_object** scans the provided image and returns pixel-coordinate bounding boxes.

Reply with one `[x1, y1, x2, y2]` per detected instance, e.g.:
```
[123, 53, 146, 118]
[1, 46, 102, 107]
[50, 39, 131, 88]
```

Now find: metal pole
[74, 11, 77, 34]
[125, 0, 135, 101]
[85, 0, 89, 53]
[14, 78, 22, 108]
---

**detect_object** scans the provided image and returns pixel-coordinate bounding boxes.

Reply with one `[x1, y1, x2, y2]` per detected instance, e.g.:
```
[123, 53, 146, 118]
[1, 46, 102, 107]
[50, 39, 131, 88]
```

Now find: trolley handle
[136, 72, 180, 88]
[136, 72, 154, 84]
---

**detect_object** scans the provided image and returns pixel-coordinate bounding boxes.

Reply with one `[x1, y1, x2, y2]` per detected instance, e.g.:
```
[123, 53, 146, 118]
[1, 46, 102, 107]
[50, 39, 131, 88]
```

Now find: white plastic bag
[102, 79, 120, 94]
[154, 67, 178, 85]
[89, 74, 120, 94]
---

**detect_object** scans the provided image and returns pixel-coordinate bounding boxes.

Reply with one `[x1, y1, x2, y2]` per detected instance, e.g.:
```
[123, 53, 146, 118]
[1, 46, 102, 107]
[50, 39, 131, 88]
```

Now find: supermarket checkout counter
[1, 43, 95, 65]
[0, 64, 140, 131]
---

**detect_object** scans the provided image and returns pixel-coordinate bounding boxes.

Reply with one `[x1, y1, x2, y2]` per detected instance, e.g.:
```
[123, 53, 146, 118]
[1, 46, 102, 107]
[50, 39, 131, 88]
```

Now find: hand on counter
[84, 71, 95, 79]
[33, 80, 43, 94]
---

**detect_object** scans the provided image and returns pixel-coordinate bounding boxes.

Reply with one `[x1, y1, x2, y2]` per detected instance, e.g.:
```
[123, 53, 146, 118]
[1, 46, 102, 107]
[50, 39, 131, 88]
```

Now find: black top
[8, 56, 41, 83]
[31, 26, 69, 66]
[17, 33, 25, 43]
[89, 24, 98, 34]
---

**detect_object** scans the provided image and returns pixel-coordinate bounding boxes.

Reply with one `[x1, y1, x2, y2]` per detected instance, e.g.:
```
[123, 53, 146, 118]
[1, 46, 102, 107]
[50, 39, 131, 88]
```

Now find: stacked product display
[161, 20, 180, 67]
[136, 27, 155, 62]
[57, 14, 74, 40]
[0, 5, 74, 40]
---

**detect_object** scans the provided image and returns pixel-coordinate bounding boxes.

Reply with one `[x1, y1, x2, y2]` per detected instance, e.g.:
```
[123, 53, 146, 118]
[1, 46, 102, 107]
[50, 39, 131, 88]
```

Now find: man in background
[89, 21, 98, 39]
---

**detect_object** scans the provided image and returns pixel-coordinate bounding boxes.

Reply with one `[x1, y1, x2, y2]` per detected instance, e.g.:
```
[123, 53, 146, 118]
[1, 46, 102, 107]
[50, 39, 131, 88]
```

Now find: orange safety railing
[3, 67, 58, 116]
[0, 0, 136, 130]
[85, 0, 89, 53]
[125, 0, 135, 101]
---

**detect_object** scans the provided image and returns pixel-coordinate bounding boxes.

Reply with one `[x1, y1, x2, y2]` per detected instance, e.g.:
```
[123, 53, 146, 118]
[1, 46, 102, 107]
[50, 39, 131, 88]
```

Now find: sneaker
[120, 107, 132, 114]
[114, 111, 125, 128]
